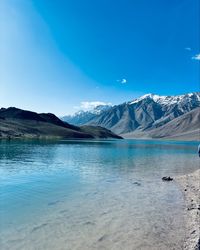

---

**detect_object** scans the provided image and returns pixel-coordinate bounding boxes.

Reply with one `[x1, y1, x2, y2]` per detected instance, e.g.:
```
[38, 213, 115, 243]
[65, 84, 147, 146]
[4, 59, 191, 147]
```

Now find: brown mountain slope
[122, 108, 200, 141]
[63, 93, 200, 136]
[0, 107, 122, 139]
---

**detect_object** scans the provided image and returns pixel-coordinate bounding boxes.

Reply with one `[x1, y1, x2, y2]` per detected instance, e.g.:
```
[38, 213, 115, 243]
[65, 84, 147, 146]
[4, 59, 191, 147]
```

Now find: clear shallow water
[0, 139, 199, 250]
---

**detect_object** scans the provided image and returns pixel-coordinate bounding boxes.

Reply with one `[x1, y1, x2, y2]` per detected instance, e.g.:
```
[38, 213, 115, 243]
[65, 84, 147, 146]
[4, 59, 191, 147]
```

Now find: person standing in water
[198, 144, 200, 157]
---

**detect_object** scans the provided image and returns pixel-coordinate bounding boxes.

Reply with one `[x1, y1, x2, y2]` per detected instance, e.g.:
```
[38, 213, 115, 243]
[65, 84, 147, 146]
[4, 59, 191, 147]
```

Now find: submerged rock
[133, 181, 141, 186]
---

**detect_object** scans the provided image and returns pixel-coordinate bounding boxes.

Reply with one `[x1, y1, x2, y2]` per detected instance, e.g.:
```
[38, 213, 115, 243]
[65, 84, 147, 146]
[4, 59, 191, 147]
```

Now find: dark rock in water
[84, 221, 95, 226]
[98, 234, 107, 242]
[133, 181, 141, 186]
[162, 176, 173, 181]
[48, 200, 60, 206]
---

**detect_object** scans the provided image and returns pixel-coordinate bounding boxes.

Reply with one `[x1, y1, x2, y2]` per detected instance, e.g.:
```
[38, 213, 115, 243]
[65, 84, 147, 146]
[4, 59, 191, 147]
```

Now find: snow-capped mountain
[61, 104, 112, 125]
[129, 93, 200, 107]
[62, 92, 200, 137]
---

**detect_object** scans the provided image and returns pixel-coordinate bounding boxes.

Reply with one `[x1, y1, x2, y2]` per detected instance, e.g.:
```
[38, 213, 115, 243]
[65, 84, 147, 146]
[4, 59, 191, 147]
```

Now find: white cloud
[121, 78, 127, 84]
[192, 53, 200, 60]
[185, 47, 191, 51]
[117, 78, 127, 84]
[74, 101, 112, 111]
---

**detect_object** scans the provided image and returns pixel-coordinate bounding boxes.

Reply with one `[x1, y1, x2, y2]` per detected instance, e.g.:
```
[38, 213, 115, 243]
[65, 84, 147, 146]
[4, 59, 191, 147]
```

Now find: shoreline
[0, 135, 199, 142]
[175, 169, 200, 250]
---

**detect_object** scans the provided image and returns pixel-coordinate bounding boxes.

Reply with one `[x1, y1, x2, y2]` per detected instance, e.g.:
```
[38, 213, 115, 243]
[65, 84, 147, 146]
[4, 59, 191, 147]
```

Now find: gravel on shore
[175, 169, 200, 250]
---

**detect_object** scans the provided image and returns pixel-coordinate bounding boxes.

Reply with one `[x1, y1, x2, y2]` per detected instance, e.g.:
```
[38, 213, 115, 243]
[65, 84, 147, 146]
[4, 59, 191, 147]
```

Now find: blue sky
[0, 0, 199, 115]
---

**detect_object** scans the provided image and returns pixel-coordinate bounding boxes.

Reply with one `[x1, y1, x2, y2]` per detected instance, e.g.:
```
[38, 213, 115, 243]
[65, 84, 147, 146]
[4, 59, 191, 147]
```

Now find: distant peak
[141, 93, 155, 98]
[129, 92, 200, 106]
[130, 93, 159, 104]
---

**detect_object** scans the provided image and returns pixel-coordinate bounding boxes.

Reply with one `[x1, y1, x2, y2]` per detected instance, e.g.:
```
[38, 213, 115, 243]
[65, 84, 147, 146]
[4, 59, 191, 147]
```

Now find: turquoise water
[0, 139, 199, 250]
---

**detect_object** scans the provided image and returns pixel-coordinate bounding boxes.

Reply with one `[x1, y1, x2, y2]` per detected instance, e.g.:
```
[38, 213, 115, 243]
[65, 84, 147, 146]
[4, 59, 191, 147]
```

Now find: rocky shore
[175, 169, 200, 250]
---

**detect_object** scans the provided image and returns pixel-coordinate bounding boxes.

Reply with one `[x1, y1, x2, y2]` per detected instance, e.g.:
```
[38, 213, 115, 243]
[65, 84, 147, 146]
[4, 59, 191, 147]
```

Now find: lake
[0, 139, 199, 250]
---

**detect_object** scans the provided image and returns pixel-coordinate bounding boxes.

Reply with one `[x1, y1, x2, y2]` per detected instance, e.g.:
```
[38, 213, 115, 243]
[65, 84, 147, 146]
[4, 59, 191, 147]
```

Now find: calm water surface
[0, 139, 199, 250]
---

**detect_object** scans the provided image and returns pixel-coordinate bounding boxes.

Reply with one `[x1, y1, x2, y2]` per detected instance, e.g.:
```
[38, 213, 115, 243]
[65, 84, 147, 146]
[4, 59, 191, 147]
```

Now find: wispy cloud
[74, 101, 112, 111]
[117, 78, 127, 84]
[192, 53, 200, 60]
[185, 47, 192, 51]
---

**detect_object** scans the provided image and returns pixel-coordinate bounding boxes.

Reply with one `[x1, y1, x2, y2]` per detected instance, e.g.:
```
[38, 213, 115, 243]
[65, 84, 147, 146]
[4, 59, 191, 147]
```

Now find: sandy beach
[175, 169, 200, 250]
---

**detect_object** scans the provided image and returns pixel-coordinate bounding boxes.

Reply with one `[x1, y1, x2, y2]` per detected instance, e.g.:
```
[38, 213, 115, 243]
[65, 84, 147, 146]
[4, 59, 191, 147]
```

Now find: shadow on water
[0, 139, 198, 177]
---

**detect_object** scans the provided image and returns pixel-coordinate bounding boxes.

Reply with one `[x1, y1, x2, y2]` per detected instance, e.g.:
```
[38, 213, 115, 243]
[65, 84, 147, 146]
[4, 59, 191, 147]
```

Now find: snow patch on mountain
[129, 93, 200, 106]
[61, 104, 112, 125]
[72, 104, 112, 117]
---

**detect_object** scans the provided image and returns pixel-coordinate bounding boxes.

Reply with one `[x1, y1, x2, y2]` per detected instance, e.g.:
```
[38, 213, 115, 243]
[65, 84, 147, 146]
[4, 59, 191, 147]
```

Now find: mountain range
[62, 92, 200, 140]
[0, 107, 122, 139]
[62, 104, 112, 125]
